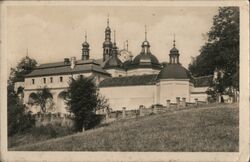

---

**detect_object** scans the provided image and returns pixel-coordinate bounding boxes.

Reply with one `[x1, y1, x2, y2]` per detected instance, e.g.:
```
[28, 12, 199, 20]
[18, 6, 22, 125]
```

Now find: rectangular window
[43, 78, 46, 84]
[50, 77, 53, 83]
[60, 76, 63, 82]
[80, 75, 83, 79]
[32, 79, 35, 84]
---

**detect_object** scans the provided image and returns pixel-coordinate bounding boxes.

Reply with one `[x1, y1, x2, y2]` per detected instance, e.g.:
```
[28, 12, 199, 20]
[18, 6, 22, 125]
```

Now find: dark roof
[103, 56, 123, 69]
[192, 75, 214, 87]
[99, 74, 158, 87]
[157, 63, 191, 80]
[26, 59, 110, 77]
[133, 53, 160, 66]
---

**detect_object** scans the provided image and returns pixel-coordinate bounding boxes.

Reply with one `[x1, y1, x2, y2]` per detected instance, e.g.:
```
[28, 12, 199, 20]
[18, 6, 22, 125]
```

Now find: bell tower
[82, 31, 90, 60]
[103, 16, 113, 61]
[169, 36, 180, 64]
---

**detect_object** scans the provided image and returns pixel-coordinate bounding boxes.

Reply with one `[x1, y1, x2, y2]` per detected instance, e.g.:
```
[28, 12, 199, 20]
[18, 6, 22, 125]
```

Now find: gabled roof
[99, 74, 158, 87]
[26, 59, 110, 77]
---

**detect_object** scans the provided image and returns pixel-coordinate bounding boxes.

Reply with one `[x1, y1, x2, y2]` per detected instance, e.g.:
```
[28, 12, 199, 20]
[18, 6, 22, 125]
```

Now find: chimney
[64, 58, 70, 64]
[70, 57, 76, 69]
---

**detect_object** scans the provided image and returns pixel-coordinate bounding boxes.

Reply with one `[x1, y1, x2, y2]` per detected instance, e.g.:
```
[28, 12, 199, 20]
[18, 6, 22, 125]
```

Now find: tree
[188, 7, 239, 93]
[8, 83, 35, 136]
[29, 87, 54, 113]
[9, 56, 37, 84]
[66, 76, 106, 132]
[8, 56, 37, 136]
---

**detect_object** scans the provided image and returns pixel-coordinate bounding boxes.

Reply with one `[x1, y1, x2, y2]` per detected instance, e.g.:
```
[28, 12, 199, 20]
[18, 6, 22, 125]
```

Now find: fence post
[153, 105, 158, 114]
[139, 105, 144, 117]
[182, 97, 186, 108]
[122, 107, 126, 119]
[166, 100, 171, 109]
[195, 98, 198, 107]
[176, 97, 180, 108]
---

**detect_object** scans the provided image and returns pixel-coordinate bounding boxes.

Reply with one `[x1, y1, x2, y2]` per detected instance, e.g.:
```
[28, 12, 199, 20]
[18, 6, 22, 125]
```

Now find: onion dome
[157, 63, 190, 80]
[131, 26, 161, 69]
[157, 38, 191, 80]
[82, 32, 90, 60]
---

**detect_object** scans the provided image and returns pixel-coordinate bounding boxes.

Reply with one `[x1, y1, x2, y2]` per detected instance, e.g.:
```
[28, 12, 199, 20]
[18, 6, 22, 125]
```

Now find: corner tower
[103, 16, 113, 61]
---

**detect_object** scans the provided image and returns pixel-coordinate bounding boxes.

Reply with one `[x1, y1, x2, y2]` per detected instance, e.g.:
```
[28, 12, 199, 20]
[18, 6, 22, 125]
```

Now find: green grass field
[10, 103, 239, 152]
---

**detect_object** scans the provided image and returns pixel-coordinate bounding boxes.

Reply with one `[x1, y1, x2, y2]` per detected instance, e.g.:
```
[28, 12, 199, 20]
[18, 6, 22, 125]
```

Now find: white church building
[15, 18, 214, 114]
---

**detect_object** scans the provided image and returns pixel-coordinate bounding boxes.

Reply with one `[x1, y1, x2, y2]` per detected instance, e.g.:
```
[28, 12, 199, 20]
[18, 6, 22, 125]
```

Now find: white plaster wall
[158, 80, 191, 104]
[190, 93, 208, 102]
[106, 69, 126, 77]
[24, 72, 93, 90]
[127, 68, 160, 76]
[190, 86, 209, 102]
[23, 72, 109, 114]
[191, 86, 209, 93]
[99, 85, 155, 110]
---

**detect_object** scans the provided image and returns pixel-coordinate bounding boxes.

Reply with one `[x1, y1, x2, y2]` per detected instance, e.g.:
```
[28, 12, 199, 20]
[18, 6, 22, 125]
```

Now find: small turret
[169, 35, 180, 64]
[82, 31, 90, 60]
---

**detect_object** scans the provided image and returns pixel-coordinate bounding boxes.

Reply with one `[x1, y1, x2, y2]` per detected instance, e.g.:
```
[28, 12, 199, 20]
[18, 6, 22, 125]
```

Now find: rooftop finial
[126, 40, 128, 50]
[114, 30, 116, 43]
[107, 13, 110, 27]
[26, 48, 29, 57]
[145, 25, 147, 41]
[173, 34, 176, 47]
[85, 30, 87, 42]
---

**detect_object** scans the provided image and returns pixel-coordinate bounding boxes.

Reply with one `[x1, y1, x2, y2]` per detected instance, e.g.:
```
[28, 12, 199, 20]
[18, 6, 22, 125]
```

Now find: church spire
[169, 35, 180, 64]
[173, 34, 176, 47]
[107, 13, 109, 27]
[82, 30, 90, 60]
[144, 25, 147, 41]
[141, 25, 150, 54]
[103, 15, 113, 61]
[112, 30, 118, 57]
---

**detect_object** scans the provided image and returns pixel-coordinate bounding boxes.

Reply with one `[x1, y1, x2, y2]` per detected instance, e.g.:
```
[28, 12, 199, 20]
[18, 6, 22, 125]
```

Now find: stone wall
[34, 113, 74, 127]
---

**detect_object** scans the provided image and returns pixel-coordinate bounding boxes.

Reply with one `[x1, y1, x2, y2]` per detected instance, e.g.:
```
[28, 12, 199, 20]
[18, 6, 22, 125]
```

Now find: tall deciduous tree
[66, 76, 106, 132]
[8, 56, 37, 136]
[188, 7, 239, 92]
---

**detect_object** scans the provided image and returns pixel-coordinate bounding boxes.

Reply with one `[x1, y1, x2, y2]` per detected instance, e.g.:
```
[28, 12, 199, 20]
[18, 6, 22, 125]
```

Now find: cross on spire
[26, 48, 29, 57]
[126, 40, 128, 50]
[173, 34, 176, 47]
[144, 25, 147, 41]
[107, 13, 110, 27]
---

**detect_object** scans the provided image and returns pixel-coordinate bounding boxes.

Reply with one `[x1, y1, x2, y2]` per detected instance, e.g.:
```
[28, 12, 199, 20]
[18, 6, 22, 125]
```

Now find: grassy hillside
[11, 104, 239, 152]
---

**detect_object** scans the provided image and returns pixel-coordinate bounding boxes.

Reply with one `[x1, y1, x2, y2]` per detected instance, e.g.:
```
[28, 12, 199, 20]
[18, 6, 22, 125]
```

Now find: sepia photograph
[0, 1, 249, 162]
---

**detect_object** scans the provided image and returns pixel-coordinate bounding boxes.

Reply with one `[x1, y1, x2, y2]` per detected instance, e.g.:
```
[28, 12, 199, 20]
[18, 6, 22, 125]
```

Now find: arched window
[32, 79, 35, 84]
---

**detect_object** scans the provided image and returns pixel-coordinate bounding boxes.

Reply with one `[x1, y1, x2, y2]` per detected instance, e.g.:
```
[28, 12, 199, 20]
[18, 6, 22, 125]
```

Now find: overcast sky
[7, 5, 218, 71]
